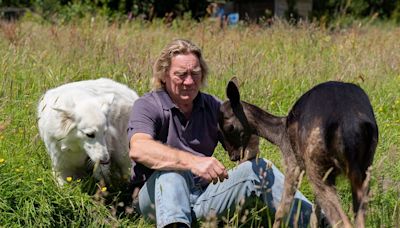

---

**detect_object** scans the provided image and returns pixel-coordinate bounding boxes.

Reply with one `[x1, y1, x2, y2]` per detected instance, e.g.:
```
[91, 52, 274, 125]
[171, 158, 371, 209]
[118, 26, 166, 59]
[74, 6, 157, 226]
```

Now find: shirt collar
[155, 89, 205, 111]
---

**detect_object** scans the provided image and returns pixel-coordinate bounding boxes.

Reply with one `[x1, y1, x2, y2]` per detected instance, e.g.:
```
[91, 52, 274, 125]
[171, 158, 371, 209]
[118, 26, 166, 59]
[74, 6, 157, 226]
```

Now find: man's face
[165, 53, 202, 106]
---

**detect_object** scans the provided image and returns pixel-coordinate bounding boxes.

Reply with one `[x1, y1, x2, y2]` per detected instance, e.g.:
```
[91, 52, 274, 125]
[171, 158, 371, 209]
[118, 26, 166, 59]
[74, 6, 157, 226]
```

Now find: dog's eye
[86, 133, 95, 138]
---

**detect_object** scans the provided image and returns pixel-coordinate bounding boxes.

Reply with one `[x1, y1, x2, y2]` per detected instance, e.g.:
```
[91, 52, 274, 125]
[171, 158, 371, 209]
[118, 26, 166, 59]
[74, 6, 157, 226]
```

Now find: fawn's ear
[226, 77, 240, 107]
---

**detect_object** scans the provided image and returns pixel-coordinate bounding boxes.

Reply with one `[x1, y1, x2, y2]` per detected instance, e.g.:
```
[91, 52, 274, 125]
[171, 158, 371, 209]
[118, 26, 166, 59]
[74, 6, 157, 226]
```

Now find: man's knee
[140, 170, 193, 227]
[138, 171, 193, 213]
[155, 170, 193, 188]
[233, 158, 275, 180]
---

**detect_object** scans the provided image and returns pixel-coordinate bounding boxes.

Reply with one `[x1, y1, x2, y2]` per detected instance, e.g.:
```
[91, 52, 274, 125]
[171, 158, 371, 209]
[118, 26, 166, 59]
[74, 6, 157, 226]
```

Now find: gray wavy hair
[152, 39, 209, 90]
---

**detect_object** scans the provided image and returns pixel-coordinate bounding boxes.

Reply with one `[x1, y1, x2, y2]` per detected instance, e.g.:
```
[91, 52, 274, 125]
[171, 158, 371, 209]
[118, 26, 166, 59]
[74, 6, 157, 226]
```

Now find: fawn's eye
[86, 133, 95, 138]
[226, 125, 234, 133]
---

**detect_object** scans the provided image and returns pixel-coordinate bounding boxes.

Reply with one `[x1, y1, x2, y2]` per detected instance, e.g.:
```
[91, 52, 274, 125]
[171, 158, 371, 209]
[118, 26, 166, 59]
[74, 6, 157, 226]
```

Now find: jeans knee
[152, 171, 194, 227]
[156, 170, 193, 187]
[234, 158, 274, 178]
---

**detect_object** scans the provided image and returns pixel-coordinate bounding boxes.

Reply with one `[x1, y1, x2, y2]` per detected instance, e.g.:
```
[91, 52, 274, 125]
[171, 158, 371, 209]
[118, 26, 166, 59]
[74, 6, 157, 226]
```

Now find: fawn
[218, 78, 378, 227]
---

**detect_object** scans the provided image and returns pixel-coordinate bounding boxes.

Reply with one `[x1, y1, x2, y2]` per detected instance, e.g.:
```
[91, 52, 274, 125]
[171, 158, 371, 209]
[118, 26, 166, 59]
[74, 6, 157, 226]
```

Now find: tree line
[1, 0, 399, 24]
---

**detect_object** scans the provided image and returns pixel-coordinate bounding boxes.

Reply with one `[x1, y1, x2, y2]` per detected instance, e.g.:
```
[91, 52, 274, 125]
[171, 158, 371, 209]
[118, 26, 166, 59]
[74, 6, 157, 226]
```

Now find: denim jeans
[136, 158, 313, 227]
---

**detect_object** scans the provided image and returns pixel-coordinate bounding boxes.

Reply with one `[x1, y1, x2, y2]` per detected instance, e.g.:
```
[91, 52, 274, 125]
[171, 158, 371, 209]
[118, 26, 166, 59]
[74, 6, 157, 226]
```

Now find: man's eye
[192, 72, 201, 77]
[175, 72, 186, 77]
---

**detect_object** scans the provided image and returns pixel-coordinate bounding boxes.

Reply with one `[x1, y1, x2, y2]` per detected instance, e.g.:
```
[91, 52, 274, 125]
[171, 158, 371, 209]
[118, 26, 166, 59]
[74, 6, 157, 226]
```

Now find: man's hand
[130, 133, 228, 184]
[190, 156, 229, 184]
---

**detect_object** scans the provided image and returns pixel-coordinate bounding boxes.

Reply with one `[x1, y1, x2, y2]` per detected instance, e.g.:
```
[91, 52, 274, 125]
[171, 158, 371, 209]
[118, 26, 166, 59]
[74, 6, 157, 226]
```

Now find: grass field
[0, 16, 399, 227]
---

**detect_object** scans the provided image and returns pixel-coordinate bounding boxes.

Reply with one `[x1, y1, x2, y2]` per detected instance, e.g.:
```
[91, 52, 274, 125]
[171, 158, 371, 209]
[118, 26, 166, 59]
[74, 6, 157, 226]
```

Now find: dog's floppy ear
[52, 106, 75, 121]
[52, 106, 76, 136]
[100, 94, 115, 114]
[226, 77, 240, 107]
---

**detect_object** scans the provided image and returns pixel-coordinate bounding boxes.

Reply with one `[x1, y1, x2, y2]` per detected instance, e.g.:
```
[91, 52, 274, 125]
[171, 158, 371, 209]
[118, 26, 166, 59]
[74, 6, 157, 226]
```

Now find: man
[127, 39, 313, 227]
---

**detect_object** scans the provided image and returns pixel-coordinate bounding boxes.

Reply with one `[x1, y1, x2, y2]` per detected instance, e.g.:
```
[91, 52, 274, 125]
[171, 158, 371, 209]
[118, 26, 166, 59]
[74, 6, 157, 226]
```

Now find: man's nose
[183, 74, 195, 85]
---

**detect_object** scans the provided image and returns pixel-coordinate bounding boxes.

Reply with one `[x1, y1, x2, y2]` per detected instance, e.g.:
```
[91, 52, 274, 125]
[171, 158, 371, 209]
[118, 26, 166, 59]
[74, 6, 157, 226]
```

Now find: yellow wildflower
[66, 176, 73, 182]
[0, 158, 4, 163]
[101, 187, 107, 192]
[76, 179, 81, 183]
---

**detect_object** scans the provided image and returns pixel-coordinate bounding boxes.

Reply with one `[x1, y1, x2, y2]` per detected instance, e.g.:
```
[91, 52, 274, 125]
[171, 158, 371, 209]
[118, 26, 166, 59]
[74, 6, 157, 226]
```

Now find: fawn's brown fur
[218, 78, 378, 227]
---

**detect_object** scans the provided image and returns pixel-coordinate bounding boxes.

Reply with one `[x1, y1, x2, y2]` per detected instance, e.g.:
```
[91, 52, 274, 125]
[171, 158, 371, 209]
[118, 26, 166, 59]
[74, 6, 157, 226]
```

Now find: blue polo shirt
[127, 89, 223, 187]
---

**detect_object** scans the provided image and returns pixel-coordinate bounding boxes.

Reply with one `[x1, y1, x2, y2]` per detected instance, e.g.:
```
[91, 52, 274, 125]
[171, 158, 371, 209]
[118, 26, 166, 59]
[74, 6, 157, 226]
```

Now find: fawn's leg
[351, 166, 372, 228]
[307, 168, 352, 228]
[300, 126, 352, 228]
[310, 203, 321, 228]
[272, 151, 301, 228]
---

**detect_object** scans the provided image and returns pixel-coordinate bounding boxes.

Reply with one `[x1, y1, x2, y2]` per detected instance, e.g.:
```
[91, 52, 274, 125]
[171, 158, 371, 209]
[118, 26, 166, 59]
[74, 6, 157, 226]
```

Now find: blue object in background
[227, 12, 239, 25]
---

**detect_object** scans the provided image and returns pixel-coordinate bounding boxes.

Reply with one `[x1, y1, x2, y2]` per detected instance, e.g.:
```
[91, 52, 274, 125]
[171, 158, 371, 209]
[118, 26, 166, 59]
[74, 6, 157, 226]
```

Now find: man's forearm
[129, 133, 228, 183]
[130, 136, 195, 171]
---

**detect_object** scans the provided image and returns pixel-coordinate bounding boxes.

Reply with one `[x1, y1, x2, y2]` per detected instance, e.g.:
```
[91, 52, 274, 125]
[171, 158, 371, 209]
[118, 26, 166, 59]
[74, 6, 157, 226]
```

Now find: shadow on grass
[79, 176, 140, 221]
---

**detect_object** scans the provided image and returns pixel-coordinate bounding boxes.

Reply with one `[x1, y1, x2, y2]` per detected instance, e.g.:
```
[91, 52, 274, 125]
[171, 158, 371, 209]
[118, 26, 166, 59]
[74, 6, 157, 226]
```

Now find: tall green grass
[0, 17, 399, 227]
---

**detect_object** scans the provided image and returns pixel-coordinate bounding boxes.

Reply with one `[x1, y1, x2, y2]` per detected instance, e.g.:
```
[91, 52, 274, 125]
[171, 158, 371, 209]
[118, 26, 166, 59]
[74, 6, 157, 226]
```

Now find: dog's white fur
[37, 78, 138, 185]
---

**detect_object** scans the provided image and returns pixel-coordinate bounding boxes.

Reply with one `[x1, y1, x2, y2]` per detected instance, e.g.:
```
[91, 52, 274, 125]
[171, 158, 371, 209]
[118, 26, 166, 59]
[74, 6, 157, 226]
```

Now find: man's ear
[101, 94, 115, 114]
[226, 77, 240, 107]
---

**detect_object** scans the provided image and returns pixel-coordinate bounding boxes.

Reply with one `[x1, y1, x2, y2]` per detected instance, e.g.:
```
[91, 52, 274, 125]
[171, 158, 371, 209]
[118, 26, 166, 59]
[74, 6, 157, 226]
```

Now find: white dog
[37, 78, 138, 186]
